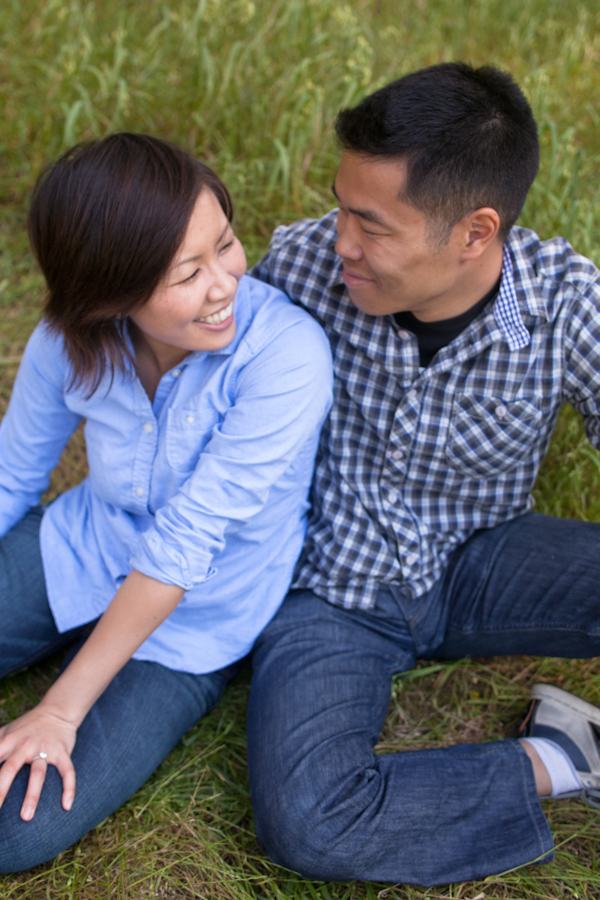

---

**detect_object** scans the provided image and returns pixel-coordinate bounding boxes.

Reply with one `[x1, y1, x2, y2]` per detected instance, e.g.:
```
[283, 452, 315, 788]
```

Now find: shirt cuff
[0, 490, 33, 539]
[131, 528, 214, 590]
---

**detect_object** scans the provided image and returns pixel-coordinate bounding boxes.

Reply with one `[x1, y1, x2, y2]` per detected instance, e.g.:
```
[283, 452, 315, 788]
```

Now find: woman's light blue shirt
[0, 276, 333, 674]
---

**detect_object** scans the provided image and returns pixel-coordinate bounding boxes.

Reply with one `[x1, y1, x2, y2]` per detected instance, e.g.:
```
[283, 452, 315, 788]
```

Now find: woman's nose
[207, 267, 238, 303]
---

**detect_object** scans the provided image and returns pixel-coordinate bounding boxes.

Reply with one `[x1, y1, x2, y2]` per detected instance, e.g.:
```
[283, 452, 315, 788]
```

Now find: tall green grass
[1, 0, 600, 897]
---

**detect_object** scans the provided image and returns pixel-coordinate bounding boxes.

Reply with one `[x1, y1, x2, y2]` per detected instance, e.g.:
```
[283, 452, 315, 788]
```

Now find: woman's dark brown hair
[28, 133, 233, 394]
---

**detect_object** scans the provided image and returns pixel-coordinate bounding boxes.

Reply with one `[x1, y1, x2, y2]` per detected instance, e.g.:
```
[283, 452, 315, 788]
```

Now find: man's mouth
[342, 267, 373, 286]
[195, 300, 234, 325]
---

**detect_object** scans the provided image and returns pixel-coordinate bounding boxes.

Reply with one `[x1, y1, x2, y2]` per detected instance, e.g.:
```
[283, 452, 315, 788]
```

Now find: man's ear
[460, 208, 501, 259]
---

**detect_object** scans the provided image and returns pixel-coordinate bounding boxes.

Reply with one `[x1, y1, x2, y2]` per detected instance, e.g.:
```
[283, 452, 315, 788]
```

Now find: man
[247, 62, 600, 886]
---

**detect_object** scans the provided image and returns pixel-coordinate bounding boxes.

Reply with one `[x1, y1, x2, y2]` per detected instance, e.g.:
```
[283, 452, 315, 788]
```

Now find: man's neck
[411, 241, 504, 323]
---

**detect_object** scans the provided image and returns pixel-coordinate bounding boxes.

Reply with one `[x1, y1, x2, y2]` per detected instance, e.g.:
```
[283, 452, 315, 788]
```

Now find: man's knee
[253, 790, 345, 880]
[251, 760, 385, 881]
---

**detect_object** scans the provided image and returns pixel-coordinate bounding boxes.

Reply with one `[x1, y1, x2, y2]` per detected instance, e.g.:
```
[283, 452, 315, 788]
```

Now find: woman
[0, 133, 332, 871]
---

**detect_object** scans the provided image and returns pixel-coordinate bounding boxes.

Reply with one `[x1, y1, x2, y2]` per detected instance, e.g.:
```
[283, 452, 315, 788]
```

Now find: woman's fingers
[20, 757, 48, 821]
[0, 708, 78, 818]
[54, 754, 76, 811]
[0, 748, 76, 820]
[0, 745, 30, 808]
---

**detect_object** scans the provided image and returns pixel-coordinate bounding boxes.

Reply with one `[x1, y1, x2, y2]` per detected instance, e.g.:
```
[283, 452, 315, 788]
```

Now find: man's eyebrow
[332, 180, 391, 229]
[171, 222, 230, 270]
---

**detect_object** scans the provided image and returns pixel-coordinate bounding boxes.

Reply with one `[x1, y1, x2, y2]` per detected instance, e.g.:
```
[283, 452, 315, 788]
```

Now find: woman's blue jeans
[0, 508, 234, 872]
[247, 512, 600, 887]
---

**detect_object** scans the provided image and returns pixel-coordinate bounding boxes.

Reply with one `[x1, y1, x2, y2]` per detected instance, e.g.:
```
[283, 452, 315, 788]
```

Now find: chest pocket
[166, 406, 221, 473]
[445, 394, 542, 478]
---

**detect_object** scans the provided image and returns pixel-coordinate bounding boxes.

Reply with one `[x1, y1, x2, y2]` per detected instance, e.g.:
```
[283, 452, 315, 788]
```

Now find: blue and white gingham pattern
[494, 246, 531, 351]
[253, 212, 600, 610]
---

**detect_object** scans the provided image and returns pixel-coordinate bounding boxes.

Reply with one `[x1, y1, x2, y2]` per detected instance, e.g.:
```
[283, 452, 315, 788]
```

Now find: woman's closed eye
[177, 267, 201, 285]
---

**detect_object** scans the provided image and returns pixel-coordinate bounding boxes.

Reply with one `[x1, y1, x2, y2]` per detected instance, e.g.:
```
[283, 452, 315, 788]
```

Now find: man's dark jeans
[247, 512, 600, 886]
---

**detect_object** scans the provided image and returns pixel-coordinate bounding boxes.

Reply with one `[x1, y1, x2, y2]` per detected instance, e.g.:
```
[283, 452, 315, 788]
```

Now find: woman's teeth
[196, 301, 233, 325]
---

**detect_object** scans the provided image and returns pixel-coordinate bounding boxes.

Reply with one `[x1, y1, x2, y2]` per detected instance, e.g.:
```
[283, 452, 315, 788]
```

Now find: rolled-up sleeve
[563, 286, 600, 449]
[131, 311, 333, 589]
[0, 325, 82, 537]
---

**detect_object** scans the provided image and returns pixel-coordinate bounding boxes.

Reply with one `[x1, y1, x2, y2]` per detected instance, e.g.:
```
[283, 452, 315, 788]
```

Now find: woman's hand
[0, 570, 183, 823]
[0, 703, 77, 820]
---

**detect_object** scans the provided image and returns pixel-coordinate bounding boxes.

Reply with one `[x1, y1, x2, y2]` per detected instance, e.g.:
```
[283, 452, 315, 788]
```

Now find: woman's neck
[128, 321, 189, 403]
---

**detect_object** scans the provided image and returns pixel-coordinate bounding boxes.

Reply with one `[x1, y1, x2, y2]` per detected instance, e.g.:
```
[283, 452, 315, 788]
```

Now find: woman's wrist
[36, 571, 185, 731]
[37, 683, 91, 730]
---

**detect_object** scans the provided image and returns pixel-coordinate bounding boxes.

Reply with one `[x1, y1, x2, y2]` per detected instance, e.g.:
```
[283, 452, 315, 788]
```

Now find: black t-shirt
[393, 277, 501, 367]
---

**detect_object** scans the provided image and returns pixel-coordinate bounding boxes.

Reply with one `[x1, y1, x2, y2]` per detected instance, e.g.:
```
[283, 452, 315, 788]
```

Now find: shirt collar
[492, 244, 531, 351]
[493, 232, 550, 351]
[324, 222, 549, 353]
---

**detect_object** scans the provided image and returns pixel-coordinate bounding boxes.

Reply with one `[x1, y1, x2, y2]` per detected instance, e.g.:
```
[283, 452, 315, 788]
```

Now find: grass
[1, 0, 600, 896]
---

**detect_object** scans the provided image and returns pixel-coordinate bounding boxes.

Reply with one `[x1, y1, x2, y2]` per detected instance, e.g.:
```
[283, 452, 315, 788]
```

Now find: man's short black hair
[335, 62, 539, 242]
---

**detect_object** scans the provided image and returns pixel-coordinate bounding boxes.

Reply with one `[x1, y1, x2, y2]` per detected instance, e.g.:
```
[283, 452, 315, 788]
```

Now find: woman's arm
[0, 324, 82, 535]
[0, 570, 184, 820]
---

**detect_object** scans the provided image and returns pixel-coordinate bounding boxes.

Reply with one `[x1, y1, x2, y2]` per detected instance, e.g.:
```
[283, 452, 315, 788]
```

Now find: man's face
[333, 151, 468, 321]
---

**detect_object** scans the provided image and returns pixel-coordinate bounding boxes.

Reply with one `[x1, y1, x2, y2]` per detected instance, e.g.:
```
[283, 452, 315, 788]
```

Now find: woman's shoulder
[21, 320, 69, 381]
[238, 274, 330, 349]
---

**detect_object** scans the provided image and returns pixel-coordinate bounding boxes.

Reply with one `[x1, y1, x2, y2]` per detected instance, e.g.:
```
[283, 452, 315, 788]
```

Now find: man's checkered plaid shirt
[253, 212, 600, 610]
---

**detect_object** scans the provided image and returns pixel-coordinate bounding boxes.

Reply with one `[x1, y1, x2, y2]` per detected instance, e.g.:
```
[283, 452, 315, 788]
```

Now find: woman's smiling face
[129, 188, 247, 357]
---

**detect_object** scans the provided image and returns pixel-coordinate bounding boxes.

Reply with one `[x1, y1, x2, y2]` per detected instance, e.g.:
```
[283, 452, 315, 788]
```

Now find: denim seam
[445, 624, 598, 634]
[515, 741, 555, 861]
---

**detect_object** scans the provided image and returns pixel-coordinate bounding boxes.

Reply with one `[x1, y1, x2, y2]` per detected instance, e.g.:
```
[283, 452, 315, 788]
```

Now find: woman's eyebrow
[171, 222, 231, 270]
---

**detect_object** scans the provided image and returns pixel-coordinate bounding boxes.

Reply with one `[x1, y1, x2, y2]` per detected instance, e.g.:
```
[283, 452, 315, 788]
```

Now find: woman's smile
[194, 299, 235, 327]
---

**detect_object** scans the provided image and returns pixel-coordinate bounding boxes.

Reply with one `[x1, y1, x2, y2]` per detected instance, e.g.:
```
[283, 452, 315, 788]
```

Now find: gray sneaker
[518, 683, 600, 806]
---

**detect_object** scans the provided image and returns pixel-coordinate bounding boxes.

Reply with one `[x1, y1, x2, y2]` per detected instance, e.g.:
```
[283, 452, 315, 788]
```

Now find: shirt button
[391, 449, 404, 461]
[186, 415, 195, 424]
[172, 369, 181, 378]
[495, 404, 508, 420]
[387, 489, 399, 504]
[136, 486, 143, 497]
[143, 422, 153, 433]
[396, 329, 410, 340]
[407, 389, 419, 404]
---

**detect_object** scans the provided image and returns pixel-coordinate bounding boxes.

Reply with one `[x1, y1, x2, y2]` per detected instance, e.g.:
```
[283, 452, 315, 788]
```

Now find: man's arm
[563, 285, 600, 449]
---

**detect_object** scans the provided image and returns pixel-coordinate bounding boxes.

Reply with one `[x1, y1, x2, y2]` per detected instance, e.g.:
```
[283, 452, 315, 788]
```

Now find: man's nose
[335, 214, 363, 261]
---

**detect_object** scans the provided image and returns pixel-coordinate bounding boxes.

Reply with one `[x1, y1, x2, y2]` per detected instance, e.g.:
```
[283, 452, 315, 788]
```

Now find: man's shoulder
[268, 210, 339, 260]
[509, 226, 600, 302]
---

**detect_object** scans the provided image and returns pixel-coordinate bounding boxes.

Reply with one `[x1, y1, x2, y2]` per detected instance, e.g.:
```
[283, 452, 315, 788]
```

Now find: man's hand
[0, 704, 77, 820]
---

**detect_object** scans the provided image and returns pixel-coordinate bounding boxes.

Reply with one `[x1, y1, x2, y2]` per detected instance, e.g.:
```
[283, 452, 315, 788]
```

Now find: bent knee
[253, 778, 377, 882]
[255, 803, 340, 879]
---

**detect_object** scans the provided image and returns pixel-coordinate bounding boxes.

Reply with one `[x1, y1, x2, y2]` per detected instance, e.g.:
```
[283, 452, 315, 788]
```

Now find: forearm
[39, 570, 184, 727]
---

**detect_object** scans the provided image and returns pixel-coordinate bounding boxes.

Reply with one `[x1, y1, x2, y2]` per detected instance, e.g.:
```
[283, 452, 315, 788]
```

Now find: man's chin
[345, 289, 392, 318]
